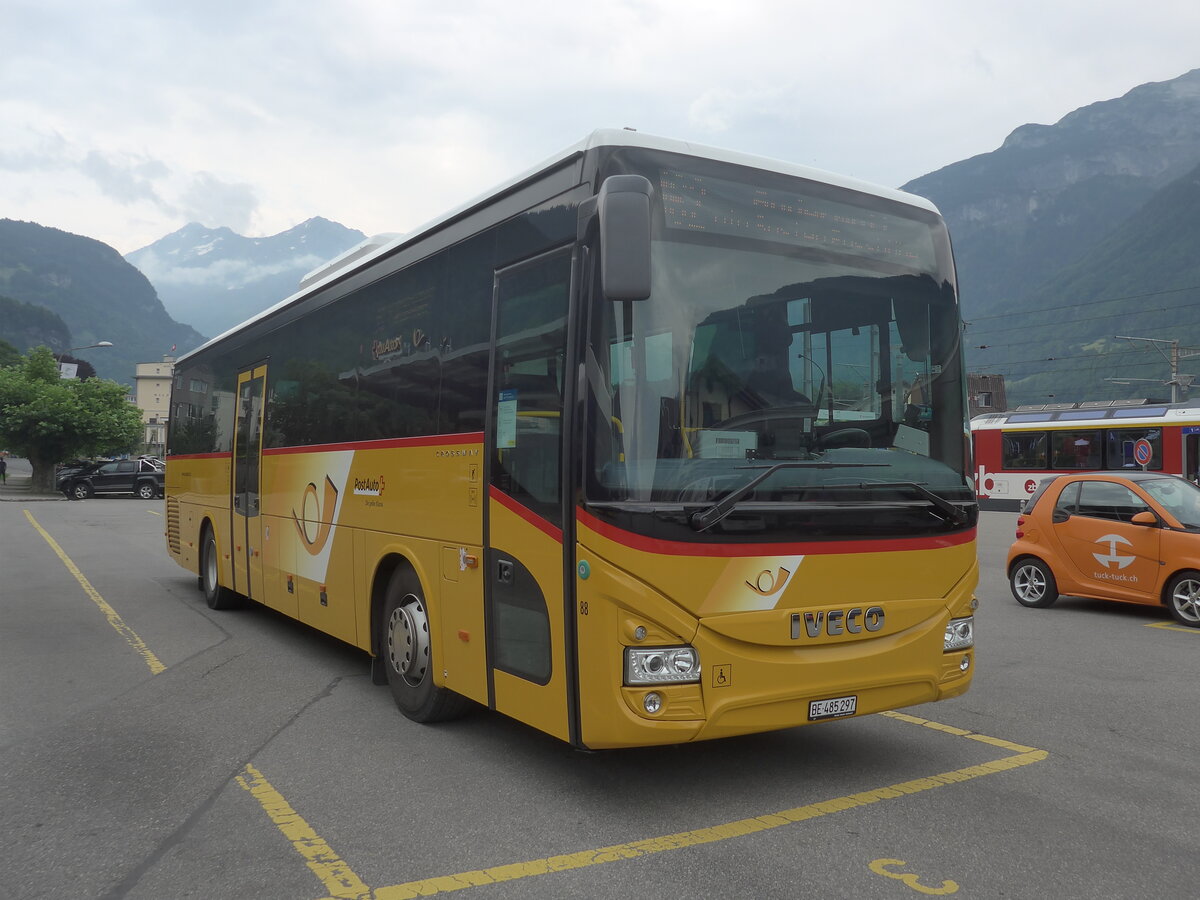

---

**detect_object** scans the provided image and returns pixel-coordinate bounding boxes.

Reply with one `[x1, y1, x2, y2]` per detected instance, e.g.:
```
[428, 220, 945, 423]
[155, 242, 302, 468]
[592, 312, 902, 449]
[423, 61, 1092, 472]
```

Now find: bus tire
[1166, 570, 1200, 627]
[201, 527, 242, 610]
[1010, 557, 1058, 608]
[380, 567, 469, 723]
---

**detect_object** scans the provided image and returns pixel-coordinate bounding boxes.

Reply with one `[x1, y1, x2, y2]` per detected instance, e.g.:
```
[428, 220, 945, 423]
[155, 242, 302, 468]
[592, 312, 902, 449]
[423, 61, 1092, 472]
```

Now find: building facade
[133, 356, 175, 456]
[968, 373, 1007, 417]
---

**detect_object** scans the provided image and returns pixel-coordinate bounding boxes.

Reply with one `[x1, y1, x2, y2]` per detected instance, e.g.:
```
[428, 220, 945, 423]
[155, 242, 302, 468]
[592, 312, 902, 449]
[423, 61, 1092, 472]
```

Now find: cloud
[178, 173, 259, 233]
[132, 249, 326, 288]
[4, 0, 1200, 254]
[80, 150, 172, 207]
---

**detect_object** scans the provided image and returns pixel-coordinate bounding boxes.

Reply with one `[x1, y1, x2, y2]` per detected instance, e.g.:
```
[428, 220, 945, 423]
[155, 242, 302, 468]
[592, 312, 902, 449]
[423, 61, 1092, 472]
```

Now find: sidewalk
[0, 458, 66, 502]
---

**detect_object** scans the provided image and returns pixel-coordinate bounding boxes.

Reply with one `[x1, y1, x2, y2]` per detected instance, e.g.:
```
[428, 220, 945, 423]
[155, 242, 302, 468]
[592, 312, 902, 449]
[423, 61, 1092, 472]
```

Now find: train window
[1105, 428, 1162, 470]
[1002, 431, 1048, 469]
[1051, 430, 1102, 469]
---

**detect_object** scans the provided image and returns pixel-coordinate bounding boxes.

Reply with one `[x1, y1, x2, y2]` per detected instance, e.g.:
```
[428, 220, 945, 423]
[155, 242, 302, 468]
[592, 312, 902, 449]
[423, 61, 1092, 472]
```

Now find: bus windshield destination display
[659, 168, 937, 270]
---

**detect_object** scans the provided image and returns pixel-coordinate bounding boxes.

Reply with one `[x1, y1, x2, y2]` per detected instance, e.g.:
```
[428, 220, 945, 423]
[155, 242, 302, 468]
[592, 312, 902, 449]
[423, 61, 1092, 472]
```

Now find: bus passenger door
[232, 365, 267, 601]
[485, 249, 574, 743]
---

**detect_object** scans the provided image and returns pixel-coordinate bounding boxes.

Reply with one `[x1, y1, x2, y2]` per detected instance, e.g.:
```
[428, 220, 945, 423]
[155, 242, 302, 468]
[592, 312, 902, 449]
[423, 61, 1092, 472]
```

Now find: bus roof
[177, 129, 942, 364]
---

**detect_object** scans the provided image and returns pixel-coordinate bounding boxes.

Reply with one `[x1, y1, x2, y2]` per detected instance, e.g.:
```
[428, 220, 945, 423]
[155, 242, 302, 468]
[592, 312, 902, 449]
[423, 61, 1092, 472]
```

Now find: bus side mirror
[597, 175, 653, 301]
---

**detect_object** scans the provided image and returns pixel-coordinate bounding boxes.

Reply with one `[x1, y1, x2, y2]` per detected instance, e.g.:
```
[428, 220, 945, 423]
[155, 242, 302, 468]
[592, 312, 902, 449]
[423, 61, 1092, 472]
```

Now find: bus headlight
[944, 617, 975, 652]
[624, 646, 700, 685]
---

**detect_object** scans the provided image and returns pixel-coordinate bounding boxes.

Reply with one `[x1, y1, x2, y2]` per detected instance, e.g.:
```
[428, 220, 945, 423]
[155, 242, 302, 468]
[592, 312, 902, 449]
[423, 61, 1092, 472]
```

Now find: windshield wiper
[689, 462, 886, 531]
[828, 481, 973, 527]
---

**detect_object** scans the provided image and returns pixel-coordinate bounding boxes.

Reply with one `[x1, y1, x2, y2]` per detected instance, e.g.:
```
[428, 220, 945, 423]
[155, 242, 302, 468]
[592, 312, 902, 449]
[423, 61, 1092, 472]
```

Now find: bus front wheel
[201, 528, 241, 610]
[380, 568, 469, 723]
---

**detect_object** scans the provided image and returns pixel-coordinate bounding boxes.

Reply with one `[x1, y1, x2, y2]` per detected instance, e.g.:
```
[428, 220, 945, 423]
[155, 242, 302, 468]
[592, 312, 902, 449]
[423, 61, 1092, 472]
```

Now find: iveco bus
[165, 130, 977, 748]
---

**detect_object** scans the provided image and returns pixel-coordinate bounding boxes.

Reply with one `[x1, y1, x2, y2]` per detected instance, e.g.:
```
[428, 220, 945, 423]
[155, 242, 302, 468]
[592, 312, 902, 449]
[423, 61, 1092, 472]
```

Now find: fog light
[959, 655, 971, 672]
[643, 692, 663, 714]
[944, 616, 974, 652]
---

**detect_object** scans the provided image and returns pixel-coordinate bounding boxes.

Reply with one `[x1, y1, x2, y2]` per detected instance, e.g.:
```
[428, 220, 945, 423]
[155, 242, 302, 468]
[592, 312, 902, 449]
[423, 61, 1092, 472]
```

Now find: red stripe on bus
[576, 507, 975, 557]
[490, 488, 564, 543]
[262, 433, 485, 456]
[166, 452, 232, 461]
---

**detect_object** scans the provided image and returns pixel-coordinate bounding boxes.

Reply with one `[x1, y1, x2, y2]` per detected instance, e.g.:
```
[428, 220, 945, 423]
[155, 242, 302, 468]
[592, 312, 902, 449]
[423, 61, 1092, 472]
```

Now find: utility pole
[1111, 336, 1200, 402]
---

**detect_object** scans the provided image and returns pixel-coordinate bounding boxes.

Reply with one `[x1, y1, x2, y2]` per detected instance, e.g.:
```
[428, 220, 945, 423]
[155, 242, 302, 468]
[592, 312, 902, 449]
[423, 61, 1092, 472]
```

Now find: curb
[0, 476, 65, 502]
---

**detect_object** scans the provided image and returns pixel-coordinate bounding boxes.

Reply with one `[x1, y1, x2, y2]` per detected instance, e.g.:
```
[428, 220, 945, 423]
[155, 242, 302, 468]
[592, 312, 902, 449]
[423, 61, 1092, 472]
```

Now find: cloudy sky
[3, 1, 1199, 255]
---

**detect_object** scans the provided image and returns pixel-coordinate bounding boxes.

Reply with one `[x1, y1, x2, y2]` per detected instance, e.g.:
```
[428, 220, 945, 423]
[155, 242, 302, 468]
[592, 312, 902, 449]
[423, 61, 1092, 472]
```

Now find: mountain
[125, 217, 365, 339]
[0, 219, 205, 383]
[980, 161, 1200, 403]
[901, 68, 1200, 406]
[0, 294, 71, 353]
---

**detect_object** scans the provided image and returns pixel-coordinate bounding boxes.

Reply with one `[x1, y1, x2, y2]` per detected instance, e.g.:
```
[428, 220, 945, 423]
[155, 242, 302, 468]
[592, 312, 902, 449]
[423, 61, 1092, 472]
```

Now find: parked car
[55, 459, 96, 491]
[1007, 471, 1200, 627]
[62, 457, 164, 500]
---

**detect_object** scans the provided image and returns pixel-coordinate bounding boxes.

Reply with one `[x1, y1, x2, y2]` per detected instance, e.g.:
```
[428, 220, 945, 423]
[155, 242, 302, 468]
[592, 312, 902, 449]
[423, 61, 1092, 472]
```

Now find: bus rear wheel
[380, 568, 469, 723]
[201, 528, 241, 610]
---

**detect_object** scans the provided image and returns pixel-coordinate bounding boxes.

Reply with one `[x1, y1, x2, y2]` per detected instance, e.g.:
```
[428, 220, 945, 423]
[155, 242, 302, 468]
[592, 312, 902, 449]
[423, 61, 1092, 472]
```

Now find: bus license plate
[809, 695, 857, 720]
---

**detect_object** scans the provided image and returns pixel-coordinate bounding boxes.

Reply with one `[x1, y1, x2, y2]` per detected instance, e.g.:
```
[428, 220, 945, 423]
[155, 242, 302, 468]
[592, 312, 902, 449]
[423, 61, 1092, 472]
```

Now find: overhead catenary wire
[963, 284, 1200, 328]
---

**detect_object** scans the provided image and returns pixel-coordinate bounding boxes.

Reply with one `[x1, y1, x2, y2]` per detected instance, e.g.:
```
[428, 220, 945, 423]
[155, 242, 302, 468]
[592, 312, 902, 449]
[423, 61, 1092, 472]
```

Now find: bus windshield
[585, 172, 973, 539]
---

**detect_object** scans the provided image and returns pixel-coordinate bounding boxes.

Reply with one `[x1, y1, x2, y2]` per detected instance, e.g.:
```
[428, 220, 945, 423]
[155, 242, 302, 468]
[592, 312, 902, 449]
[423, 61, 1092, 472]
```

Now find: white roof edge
[298, 232, 402, 287]
[579, 128, 940, 213]
[177, 129, 938, 363]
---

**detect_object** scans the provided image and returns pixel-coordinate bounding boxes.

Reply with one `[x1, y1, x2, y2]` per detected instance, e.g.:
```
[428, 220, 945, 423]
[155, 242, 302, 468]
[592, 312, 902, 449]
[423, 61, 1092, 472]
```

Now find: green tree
[0, 346, 143, 491]
[0, 338, 21, 369]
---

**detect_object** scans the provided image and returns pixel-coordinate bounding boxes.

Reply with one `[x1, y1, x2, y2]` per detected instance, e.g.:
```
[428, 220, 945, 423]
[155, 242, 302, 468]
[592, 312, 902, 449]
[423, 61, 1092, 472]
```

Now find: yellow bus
[165, 130, 977, 749]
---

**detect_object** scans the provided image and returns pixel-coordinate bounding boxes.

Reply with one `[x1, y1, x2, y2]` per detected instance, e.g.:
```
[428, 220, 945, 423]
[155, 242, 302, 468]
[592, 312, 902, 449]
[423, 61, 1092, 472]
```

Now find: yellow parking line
[1145, 621, 1200, 634]
[23, 509, 166, 675]
[146, 509, 162, 517]
[236, 764, 371, 900]
[287, 713, 1046, 900]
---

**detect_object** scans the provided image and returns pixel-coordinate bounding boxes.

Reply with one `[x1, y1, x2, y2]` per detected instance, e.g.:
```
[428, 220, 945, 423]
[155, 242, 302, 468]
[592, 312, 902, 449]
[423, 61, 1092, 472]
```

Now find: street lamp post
[56, 341, 113, 379]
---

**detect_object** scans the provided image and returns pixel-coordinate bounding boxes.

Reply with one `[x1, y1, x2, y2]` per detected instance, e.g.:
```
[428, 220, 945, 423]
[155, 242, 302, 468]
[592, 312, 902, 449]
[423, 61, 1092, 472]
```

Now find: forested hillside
[0, 219, 204, 383]
[967, 161, 1200, 403]
[901, 68, 1200, 406]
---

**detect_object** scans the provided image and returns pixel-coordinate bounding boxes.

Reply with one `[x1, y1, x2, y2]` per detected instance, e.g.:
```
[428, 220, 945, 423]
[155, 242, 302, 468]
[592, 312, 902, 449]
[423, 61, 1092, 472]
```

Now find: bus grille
[166, 497, 181, 555]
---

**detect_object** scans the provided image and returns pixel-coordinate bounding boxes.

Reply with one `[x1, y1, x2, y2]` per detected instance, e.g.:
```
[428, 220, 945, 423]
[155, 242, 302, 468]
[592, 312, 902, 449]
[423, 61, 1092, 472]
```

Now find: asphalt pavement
[2, 500, 1198, 899]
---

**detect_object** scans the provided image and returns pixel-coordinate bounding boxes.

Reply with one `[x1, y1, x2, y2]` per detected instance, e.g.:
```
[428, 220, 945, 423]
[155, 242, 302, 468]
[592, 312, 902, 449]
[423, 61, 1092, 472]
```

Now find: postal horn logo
[1092, 534, 1135, 570]
[293, 475, 339, 556]
[745, 566, 793, 598]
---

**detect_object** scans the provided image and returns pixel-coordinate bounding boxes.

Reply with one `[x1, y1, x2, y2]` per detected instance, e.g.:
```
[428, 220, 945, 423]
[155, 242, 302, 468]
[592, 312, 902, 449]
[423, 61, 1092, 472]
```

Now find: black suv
[63, 457, 164, 500]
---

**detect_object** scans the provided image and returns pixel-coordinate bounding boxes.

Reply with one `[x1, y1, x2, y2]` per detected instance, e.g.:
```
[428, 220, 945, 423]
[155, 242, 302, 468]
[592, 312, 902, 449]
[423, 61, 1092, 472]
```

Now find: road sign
[1134, 439, 1153, 467]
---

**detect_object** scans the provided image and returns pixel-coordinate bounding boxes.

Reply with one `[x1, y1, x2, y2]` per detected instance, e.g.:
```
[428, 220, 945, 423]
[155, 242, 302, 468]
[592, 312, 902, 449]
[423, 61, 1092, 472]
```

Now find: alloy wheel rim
[1171, 579, 1200, 624]
[204, 541, 217, 594]
[1016, 565, 1045, 602]
[388, 594, 430, 687]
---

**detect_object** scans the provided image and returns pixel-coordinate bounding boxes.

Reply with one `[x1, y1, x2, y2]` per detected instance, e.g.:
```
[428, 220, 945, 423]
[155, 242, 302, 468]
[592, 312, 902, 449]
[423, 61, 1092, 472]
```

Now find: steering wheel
[820, 427, 871, 449]
[708, 405, 816, 431]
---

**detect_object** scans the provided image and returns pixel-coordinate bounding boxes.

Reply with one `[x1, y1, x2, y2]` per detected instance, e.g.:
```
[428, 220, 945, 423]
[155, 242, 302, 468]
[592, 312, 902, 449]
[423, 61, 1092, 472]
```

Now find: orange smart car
[1007, 471, 1200, 627]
